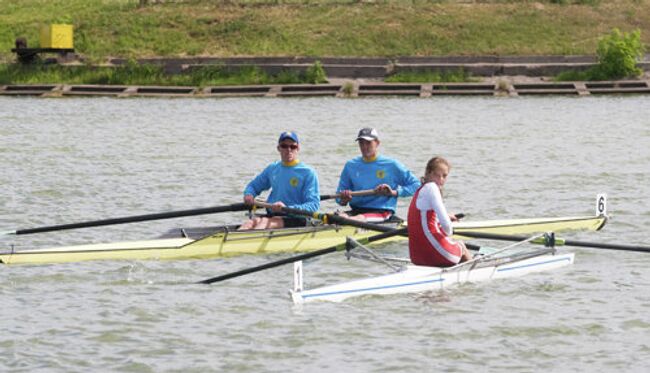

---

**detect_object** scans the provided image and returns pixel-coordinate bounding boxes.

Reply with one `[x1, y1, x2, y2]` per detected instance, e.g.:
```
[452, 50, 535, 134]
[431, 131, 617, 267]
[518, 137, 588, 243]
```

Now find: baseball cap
[355, 127, 379, 141]
[278, 131, 299, 144]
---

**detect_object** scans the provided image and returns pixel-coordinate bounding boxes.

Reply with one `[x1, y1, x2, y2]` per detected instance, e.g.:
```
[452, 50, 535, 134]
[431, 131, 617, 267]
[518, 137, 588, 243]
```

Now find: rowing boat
[291, 234, 574, 304]
[0, 212, 604, 265]
[0, 195, 607, 265]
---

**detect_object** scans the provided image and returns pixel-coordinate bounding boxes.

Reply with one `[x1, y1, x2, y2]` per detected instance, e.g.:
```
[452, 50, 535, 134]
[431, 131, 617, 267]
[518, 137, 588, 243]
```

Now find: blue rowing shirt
[244, 160, 320, 212]
[336, 155, 420, 213]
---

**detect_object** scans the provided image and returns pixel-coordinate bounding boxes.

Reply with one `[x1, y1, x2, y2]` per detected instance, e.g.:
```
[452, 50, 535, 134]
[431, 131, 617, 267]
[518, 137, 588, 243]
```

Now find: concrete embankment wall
[108, 55, 650, 78]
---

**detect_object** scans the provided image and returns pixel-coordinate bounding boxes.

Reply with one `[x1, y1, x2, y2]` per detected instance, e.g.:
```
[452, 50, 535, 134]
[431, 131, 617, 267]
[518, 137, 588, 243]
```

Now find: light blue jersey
[244, 161, 320, 213]
[336, 155, 420, 213]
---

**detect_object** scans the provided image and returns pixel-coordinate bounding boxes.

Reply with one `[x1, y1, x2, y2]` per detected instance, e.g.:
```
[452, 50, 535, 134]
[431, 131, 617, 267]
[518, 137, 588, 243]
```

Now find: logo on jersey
[289, 177, 299, 187]
[376, 170, 386, 179]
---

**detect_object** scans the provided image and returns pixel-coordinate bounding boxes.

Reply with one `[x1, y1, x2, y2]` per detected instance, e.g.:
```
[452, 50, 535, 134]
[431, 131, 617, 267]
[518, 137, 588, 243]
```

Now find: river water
[0, 95, 649, 372]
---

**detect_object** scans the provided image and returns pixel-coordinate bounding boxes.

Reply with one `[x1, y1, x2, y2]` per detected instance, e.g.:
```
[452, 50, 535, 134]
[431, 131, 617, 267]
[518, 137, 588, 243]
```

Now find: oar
[1, 203, 251, 236]
[0, 190, 376, 237]
[198, 227, 408, 284]
[198, 206, 479, 284]
[254, 202, 476, 249]
[458, 231, 650, 253]
[253, 201, 402, 233]
[319, 189, 377, 201]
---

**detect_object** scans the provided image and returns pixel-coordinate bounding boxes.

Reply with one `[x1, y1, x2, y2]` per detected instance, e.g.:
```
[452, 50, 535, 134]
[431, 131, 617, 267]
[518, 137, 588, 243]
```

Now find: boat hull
[453, 214, 606, 236]
[291, 251, 575, 304]
[0, 214, 604, 265]
[0, 225, 376, 265]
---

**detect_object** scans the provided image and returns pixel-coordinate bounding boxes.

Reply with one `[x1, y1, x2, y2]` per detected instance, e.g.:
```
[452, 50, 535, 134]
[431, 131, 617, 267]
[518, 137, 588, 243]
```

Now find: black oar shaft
[198, 227, 408, 284]
[198, 246, 338, 284]
[458, 231, 529, 242]
[459, 231, 650, 253]
[14, 203, 249, 235]
[561, 239, 650, 253]
[7, 190, 373, 236]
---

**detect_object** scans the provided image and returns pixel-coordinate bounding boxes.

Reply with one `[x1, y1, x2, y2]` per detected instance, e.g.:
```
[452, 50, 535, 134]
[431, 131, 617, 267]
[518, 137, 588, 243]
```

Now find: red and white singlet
[407, 183, 463, 267]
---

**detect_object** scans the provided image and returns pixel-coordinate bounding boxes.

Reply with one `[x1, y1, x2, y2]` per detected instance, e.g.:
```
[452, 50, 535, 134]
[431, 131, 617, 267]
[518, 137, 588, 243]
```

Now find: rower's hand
[244, 195, 255, 205]
[339, 190, 352, 205]
[449, 213, 459, 222]
[375, 184, 396, 197]
[270, 201, 286, 213]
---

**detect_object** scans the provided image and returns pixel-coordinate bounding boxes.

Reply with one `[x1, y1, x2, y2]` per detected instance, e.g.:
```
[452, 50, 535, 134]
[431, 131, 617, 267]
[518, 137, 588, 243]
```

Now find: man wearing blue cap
[240, 131, 320, 230]
[336, 127, 420, 222]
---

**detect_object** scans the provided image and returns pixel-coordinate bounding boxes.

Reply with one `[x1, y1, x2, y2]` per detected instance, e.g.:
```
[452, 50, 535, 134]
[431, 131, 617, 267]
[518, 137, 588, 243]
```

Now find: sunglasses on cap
[279, 144, 299, 150]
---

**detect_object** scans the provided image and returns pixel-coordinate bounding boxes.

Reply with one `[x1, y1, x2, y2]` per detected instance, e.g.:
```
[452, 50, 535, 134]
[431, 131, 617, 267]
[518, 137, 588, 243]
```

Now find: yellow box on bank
[40, 24, 74, 49]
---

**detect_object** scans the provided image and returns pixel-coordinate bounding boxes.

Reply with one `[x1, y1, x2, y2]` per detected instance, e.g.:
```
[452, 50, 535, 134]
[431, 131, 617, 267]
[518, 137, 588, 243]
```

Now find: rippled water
[1, 96, 649, 372]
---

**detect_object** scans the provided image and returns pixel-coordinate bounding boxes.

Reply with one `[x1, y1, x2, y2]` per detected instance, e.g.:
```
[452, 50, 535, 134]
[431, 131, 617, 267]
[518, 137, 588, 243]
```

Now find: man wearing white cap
[335, 127, 420, 222]
[240, 131, 320, 230]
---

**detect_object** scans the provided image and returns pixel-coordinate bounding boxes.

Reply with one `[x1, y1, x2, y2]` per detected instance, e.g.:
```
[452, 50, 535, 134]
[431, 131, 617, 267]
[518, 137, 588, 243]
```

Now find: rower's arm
[335, 163, 353, 206]
[243, 164, 272, 198]
[395, 163, 421, 198]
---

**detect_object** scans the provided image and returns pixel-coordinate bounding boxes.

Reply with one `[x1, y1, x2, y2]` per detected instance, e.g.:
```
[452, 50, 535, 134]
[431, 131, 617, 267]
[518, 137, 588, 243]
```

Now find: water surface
[1, 96, 649, 372]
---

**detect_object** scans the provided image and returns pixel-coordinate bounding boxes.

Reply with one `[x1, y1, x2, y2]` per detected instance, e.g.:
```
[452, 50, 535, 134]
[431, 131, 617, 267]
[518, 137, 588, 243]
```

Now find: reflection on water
[0, 96, 649, 371]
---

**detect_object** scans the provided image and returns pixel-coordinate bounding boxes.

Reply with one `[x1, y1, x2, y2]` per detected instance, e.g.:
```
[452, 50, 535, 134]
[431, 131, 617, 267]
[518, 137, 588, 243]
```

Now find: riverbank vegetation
[556, 28, 646, 80]
[385, 69, 476, 83]
[1, 0, 649, 61]
[1, 0, 648, 85]
[0, 60, 328, 86]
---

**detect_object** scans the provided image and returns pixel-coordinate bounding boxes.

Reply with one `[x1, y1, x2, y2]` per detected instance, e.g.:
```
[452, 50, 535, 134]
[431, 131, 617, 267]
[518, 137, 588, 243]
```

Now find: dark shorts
[281, 216, 309, 228]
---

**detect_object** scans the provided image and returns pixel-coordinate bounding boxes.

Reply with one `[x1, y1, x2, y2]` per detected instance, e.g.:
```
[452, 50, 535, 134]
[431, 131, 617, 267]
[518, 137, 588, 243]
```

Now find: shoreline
[3, 55, 650, 98]
[3, 78, 650, 98]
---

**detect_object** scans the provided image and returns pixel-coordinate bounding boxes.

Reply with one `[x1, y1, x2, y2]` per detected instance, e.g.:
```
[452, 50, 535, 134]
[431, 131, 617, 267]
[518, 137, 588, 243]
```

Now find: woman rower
[407, 156, 471, 267]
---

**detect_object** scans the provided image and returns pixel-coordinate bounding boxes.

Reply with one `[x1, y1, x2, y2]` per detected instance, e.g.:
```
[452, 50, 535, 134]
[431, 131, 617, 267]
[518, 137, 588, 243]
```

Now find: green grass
[385, 69, 477, 83]
[0, 62, 325, 86]
[1, 0, 649, 62]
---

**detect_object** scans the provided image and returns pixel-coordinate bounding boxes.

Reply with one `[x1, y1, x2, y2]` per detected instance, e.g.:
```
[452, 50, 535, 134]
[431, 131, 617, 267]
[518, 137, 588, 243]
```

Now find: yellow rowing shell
[0, 214, 606, 265]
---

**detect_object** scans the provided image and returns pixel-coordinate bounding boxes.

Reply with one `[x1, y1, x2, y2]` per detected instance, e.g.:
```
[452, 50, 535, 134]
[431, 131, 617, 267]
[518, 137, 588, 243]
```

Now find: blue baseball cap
[278, 131, 299, 144]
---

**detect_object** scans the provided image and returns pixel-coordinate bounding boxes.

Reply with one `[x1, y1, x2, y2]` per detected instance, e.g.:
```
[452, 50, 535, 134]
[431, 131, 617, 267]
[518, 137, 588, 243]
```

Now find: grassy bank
[1, 0, 649, 62]
[0, 61, 328, 86]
